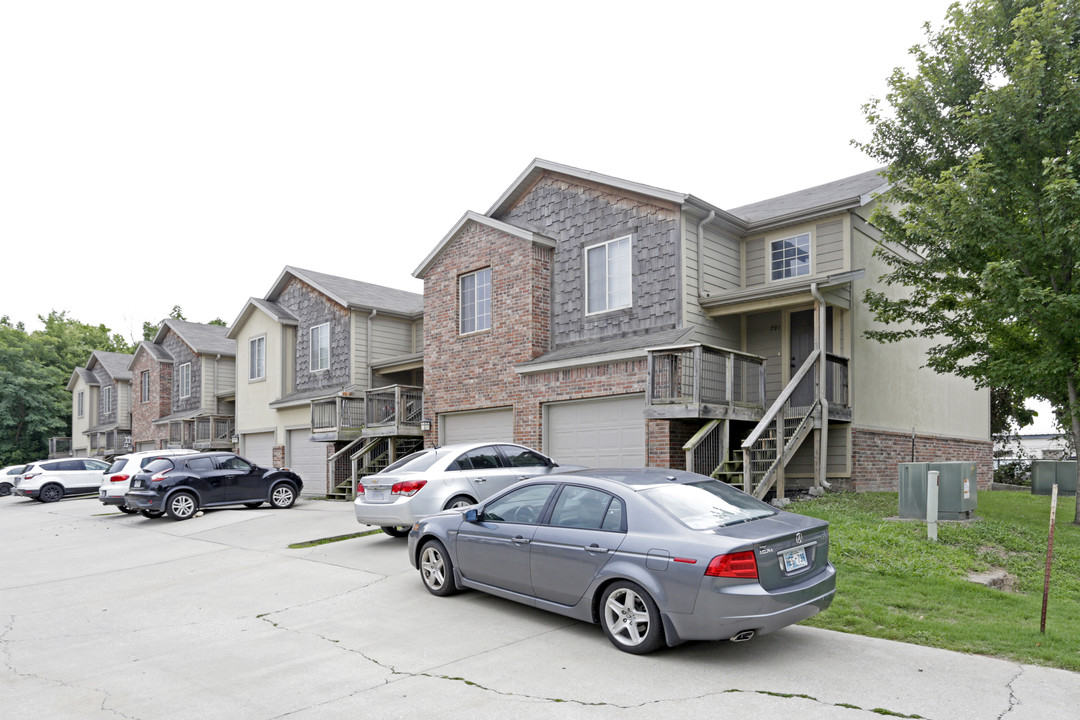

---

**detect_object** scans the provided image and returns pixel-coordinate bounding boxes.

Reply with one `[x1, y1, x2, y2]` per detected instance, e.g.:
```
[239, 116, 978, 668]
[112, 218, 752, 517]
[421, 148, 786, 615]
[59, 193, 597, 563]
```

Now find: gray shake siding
[162, 334, 201, 413]
[499, 176, 681, 348]
[278, 278, 351, 393]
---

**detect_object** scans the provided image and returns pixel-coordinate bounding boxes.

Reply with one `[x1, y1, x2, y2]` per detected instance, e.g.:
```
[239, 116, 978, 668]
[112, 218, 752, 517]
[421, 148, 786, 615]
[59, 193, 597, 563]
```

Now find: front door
[789, 308, 833, 408]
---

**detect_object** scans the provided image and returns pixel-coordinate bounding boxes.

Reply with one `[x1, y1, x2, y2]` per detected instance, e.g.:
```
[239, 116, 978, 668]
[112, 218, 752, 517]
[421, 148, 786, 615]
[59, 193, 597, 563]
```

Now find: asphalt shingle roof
[728, 167, 888, 225]
[283, 266, 424, 316]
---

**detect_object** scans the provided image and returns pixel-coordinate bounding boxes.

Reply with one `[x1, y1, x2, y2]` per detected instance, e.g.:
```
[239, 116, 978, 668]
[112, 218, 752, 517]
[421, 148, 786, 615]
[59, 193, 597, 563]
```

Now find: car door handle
[585, 544, 608, 554]
[516, 475, 530, 481]
[473, 477, 486, 483]
[512, 536, 530, 545]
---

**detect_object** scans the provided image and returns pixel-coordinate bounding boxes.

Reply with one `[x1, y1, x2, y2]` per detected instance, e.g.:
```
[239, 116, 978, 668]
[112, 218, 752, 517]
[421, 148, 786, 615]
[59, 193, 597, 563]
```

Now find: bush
[994, 460, 1030, 486]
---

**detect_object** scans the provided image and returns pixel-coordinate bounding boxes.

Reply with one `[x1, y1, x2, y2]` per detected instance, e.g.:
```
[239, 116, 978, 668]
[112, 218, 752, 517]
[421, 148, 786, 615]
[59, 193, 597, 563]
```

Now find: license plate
[132, 479, 143, 489]
[782, 546, 808, 572]
[366, 487, 389, 502]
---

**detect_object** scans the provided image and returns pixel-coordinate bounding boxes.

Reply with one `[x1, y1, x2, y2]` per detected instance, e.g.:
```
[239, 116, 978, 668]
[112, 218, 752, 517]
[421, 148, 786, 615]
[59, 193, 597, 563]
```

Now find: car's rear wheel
[600, 581, 665, 654]
[381, 525, 410, 537]
[0, 481, 12, 496]
[39, 484, 64, 503]
[442, 495, 476, 510]
[117, 504, 138, 514]
[419, 539, 458, 597]
[269, 483, 296, 509]
[140, 509, 165, 519]
[244, 502, 262, 508]
[166, 492, 198, 521]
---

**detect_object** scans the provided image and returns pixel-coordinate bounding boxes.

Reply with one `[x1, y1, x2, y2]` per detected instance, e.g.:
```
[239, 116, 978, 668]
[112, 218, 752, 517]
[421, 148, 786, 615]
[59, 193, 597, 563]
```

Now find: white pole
[927, 469, 939, 542]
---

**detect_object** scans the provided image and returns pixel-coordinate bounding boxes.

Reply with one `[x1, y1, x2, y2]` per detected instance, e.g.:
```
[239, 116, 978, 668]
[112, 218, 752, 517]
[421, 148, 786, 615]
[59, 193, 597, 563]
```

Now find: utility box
[1030, 461, 1078, 496]
[898, 462, 978, 520]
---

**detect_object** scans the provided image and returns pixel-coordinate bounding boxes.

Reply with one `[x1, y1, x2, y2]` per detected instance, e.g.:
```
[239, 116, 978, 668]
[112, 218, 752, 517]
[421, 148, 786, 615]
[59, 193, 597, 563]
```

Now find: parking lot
[2, 495, 1078, 719]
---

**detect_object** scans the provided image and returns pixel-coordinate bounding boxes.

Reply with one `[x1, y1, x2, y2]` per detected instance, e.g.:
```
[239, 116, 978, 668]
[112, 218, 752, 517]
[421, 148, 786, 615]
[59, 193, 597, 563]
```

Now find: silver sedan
[354, 442, 577, 537]
[408, 468, 836, 654]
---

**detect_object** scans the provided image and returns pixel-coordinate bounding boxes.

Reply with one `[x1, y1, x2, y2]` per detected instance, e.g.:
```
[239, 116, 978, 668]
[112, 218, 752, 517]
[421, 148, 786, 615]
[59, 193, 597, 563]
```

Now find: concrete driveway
[1, 495, 1077, 719]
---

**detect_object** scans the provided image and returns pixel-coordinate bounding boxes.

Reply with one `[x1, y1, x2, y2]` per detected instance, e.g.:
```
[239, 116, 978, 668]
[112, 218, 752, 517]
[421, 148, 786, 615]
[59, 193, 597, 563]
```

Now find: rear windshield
[381, 449, 445, 474]
[107, 460, 126, 474]
[642, 480, 776, 530]
[141, 459, 175, 474]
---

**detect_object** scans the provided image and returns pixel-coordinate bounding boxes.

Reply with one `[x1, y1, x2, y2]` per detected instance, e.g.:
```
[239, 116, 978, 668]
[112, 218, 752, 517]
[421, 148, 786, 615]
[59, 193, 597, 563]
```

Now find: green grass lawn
[786, 491, 1080, 672]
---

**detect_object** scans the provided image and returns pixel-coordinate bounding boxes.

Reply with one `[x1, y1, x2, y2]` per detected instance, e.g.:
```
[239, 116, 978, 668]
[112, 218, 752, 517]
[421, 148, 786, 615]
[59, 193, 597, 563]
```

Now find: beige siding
[682, 213, 743, 349]
[816, 220, 845, 274]
[352, 313, 422, 390]
[201, 356, 236, 412]
[745, 237, 766, 287]
[787, 424, 851, 477]
[234, 312, 286, 436]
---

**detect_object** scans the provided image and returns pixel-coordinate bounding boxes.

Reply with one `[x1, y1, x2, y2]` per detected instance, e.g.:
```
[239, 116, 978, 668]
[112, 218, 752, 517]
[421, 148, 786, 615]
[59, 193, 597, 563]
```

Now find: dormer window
[586, 235, 632, 314]
[770, 233, 811, 280]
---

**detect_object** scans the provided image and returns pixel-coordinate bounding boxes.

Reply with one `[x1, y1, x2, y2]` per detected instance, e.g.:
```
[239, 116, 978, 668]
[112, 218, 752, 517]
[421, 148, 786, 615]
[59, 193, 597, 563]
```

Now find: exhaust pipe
[730, 630, 756, 643]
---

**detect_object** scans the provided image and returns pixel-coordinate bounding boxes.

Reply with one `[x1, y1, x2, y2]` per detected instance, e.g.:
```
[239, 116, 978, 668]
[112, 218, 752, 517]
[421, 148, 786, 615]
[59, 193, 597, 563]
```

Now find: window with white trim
[770, 233, 811, 280]
[586, 235, 632, 314]
[459, 267, 492, 334]
[249, 336, 266, 381]
[310, 323, 330, 371]
[103, 386, 113, 413]
[141, 370, 150, 403]
[77, 391, 84, 418]
[179, 363, 191, 398]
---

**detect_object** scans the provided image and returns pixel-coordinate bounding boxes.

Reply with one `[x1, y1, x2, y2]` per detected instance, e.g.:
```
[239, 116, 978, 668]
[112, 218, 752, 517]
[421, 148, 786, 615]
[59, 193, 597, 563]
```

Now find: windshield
[380, 449, 446, 474]
[106, 460, 126, 474]
[141, 458, 175, 474]
[642, 480, 776, 530]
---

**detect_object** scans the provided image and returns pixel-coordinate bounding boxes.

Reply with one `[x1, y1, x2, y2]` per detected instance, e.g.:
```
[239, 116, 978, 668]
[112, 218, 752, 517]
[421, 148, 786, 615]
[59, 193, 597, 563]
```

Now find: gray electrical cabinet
[1030, 461, 1078, 496]
[898, 462, 978, 520]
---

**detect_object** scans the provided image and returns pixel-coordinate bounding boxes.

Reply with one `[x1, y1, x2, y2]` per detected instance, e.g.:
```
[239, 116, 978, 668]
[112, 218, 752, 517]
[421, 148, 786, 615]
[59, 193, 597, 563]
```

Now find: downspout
[696, 210, 716, 298]
[213, 354, 220, 412]
[810, 283, 831, 489]
[367, 309, 377, 390]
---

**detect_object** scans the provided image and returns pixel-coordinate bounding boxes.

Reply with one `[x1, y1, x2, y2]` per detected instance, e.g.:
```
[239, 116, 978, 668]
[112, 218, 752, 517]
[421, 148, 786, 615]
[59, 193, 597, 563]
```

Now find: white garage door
[288, 429, 327, 495]
[545, 395, 646, 467]
[440, 408, 514, 445]
[243, 432, 275, 468]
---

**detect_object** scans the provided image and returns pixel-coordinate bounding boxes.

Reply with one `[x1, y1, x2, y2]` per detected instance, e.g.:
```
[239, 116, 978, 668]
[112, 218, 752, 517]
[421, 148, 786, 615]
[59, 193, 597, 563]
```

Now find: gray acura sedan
[408, 468, 835, 654]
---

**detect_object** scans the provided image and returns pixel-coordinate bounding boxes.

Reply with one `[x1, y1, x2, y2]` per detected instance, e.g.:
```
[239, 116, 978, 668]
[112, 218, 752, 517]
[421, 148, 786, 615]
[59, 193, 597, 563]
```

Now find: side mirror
[464, 508, 479, 523]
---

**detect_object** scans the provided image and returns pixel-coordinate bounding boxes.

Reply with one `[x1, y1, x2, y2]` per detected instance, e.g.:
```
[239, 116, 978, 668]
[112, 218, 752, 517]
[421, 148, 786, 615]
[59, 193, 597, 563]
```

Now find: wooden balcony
[48, 437, 73, 459]
[310, 395, 366, 442]
[644, 344, 767, 421]
[361, 385, 424, 438]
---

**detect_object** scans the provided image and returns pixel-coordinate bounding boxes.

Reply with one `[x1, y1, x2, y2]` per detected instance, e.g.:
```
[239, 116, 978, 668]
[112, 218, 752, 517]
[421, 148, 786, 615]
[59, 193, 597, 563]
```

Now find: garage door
[243, 431, 275, 468]
[440, 407, 514, 445]
[288, 429, 327, 495]
[545, 395, 646, 467]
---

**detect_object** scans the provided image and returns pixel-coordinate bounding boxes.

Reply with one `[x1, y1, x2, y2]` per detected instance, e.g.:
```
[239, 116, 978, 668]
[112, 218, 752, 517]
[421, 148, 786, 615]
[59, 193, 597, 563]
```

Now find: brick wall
[129, 351, 171, 449]
[850, 427, 994, 492]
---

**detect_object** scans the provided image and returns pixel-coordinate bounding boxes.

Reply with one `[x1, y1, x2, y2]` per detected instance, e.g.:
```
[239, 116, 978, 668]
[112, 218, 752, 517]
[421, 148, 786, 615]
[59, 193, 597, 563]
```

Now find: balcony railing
[196, 416, 235, 445]
[89, 431, 131, 456]
[365, 385, 423, 428]
[825, 353, 850, 407]
[311, 395, 366, 433]
[647, 344, 766, 413]
[49, 437, 72, 458]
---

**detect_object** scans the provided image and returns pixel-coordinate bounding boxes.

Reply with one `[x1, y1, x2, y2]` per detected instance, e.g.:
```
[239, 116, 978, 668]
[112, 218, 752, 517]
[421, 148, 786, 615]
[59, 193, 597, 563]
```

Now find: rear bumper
[99, 494, 126, 506]
[12, 487, 38, 499]
[123, 492, 164, 512]
[662, 563, 837, 644]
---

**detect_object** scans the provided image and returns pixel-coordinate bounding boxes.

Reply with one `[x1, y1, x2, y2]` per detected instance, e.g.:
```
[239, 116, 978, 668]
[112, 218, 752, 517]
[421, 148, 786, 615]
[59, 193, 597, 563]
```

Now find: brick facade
[849, 427, 994, 492]
[129, 349, 171, 449]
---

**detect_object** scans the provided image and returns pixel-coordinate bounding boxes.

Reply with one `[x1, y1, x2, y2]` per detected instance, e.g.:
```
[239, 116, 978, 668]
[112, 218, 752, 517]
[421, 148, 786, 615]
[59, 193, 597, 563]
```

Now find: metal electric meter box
[1030, 461, 1078, 496]
[898, 462, 978, 520]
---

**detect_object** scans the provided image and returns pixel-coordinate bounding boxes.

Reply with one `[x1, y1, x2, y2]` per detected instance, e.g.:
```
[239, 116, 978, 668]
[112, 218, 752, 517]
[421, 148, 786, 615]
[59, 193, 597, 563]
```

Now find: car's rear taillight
[356, 483, 365, 496]
[705, 551, 758, 579]
[391, 480, 427, 497]
[22, 473, 40, 480]
[109, 474, 130, 483]
[150, 470, 170, 482]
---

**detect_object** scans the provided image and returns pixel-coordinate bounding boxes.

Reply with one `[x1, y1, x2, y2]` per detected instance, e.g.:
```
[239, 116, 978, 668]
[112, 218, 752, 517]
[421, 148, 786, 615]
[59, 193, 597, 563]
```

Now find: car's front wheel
[381, 525, 410, 537]
[166, 492, 198, 521]
[140, 509, 165, 519]
[39, 484, 64, 503]
[0, 481, 12, 497]
[600, 581, 665, 654]
[419, 539, 458, 597]
[269, 482, 296, 509]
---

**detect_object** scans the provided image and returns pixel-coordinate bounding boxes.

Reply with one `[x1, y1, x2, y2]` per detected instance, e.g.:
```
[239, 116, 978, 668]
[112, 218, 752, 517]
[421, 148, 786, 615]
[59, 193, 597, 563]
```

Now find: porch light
[420, 419, 432, 432]
[231, 434, 240, 444]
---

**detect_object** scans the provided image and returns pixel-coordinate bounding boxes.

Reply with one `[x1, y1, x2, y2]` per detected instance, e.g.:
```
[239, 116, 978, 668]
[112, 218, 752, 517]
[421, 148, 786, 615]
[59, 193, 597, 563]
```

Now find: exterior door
[789, 309, 833, 408]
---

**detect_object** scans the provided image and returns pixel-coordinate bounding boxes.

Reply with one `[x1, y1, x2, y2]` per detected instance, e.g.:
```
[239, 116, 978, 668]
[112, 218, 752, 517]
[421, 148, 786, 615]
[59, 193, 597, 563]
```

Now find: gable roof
[728, 167, 889, 229]
[266, 266, 423, 318]
[84, 350, 134, 383]
[226, 298, 299, 339]
[154, 319, 236, 356]
[127, 341, 174, 370]
[66, 366, 100, 391]
[414, 211, 556, 279]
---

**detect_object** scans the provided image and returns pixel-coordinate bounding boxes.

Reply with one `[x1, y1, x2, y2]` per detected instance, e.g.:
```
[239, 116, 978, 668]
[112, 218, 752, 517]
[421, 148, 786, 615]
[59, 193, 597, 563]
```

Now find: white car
[13, 458, 111, 503]
[1, 464, 28, 497]
[99, 449, 199, 513]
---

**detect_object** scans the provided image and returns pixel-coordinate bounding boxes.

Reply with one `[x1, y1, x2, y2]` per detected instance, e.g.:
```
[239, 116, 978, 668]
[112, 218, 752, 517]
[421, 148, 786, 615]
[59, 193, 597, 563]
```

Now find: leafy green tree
[859, 0, 1080, 522]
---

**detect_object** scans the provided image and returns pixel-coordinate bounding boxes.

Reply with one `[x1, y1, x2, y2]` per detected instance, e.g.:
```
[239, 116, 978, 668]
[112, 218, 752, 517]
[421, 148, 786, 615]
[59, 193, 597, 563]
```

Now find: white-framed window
[249, 336, 266, 381]
[179, 363, 191, 398]
[140, 370, 151, 403]
[77, 391, 84, 418]
[103, 386, 113, 413]
[310, 323, 330, 371]
[770, 232, 811, 281]
[586, 235, 632, 314]
[459, 267, 492, 334]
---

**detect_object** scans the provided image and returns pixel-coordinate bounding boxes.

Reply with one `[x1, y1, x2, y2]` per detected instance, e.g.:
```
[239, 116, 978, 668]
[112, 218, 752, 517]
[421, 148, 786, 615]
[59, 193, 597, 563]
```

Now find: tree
[858, 0, 1080, 523]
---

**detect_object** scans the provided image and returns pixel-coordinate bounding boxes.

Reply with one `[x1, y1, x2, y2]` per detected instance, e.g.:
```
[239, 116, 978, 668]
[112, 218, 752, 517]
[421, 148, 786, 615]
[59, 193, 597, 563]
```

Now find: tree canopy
[859, 0, 1080, 520]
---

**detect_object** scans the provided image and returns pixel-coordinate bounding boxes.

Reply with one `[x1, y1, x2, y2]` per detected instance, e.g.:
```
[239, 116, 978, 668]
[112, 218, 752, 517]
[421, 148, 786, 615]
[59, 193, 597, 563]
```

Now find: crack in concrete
[997, 664, 1024, 719]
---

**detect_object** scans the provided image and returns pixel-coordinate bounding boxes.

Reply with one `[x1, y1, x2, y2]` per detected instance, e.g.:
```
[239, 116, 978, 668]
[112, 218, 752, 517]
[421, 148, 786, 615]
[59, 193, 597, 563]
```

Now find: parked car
[1, 464, 28, 497]
[408, 467, 835, 654]
[99, 449, 199, 513]
[13, 458, 112, 502]
[124, 452, 303, 520]
[354, 442, 578, 537]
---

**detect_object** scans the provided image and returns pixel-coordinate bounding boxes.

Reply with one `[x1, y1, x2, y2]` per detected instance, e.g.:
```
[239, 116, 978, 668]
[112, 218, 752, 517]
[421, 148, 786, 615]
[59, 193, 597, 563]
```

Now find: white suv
[14, 458, 111, 503]
[1, 464, 28, 497]
[99, 449, 199, 513]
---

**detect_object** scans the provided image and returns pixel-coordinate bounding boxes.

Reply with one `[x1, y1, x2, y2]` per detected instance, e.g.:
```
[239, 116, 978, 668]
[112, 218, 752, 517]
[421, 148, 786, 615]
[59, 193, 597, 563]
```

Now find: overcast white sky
[0, 1, 1057, 431]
